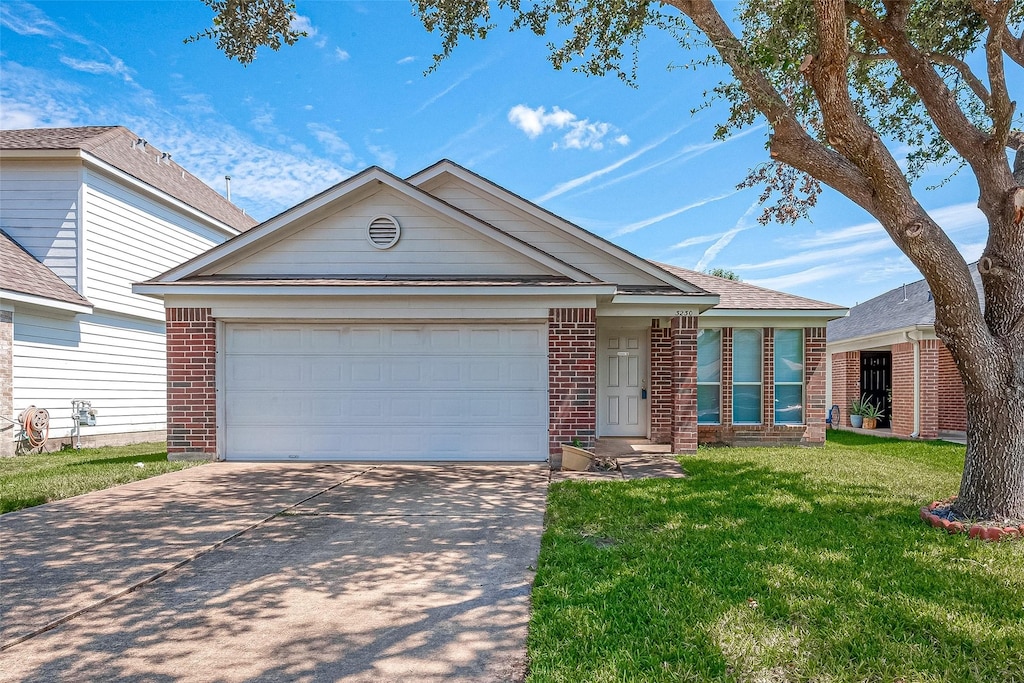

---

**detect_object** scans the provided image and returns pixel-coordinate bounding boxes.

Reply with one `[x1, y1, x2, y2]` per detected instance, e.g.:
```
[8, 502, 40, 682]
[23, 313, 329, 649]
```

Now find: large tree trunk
[955, 371, 1024, 520]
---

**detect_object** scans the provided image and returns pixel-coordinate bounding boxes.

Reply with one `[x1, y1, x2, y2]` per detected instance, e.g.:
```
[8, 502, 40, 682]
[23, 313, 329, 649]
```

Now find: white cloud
[534, 126, 685, 202]
[1, 0, 73, 38]
[733, 240, 893, 272]
[335, 48, 350, 61]
[667, 233, 723, 250]
[397, 56, 416, 65]
[748, 264, 861, 291]
[612, 190, 739, 237]
[366, 142, 397, 169]
[290, 14, 317, 37]
[59, 55, 134, 83]
[694, 201, 760, 272]
[798, 202, 984, 249]
[307, 123, 355, 164]
[507, 104, 629, 151]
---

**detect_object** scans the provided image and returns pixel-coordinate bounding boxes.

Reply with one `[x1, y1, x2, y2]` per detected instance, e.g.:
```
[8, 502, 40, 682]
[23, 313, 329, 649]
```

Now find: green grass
[0, 442, 205, 514]
[528, 430, 1023, 682]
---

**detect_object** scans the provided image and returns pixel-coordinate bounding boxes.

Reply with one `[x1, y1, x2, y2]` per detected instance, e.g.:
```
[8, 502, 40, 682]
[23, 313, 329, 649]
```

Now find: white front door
[598, 329, 647, 437]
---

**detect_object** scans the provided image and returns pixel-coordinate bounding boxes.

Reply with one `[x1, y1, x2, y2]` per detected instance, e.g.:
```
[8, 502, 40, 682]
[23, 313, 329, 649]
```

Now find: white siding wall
[82, 169, 227, 320]
[217, 188, 551, 277]
[428, 179, 658, 286]
[0, 160, 81, 290]
[12, 308, 166, 439]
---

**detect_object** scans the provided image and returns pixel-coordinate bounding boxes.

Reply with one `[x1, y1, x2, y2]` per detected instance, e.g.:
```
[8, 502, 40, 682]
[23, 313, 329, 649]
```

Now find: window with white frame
[697, 329, 721, 424]
[774, 329, 804, 424]
[732, 328, 762, 424]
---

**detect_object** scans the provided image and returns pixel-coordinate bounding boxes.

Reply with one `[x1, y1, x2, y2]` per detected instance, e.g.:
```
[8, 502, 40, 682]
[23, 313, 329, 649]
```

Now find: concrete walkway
[0, 462, 549, 682]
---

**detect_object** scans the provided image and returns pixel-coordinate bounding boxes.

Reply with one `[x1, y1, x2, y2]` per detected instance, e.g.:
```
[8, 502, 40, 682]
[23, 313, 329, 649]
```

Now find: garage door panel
[224, 323, 548, 461]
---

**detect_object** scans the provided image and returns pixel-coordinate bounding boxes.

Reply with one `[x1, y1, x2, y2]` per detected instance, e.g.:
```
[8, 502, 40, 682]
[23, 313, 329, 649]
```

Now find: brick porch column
[802, 327, 827, 444]
[166, 307, 217, 457]
[649, 324, 673, 443]
[918, 339, 941, 440]
[671, 314, 698, 454]
[548, 308, 596, 457]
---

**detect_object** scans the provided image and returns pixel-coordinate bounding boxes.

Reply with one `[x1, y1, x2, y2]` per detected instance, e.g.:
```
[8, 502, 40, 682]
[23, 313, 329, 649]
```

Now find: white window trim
[697, 328, 722, 425]
[774, 328, 805, 425]
[732, 328, 763, 425]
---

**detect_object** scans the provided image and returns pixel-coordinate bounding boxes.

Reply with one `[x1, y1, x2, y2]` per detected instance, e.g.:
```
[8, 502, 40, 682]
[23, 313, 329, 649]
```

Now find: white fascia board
[154, 167, 594, 284]
[408, 162, 705, 293]
[133, 284, 618, 297]
[700, 308, 848, 319]
[826, 325, 936, 354]
[0, 290, 93, 314]
[608, 294, 720, 306]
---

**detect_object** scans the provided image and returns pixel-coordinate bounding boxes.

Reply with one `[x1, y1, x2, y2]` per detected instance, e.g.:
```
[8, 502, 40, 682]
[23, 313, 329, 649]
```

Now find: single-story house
[1, 126, 255, 456]
[136, 160, 847, 462]
[827, 264, 978, 439]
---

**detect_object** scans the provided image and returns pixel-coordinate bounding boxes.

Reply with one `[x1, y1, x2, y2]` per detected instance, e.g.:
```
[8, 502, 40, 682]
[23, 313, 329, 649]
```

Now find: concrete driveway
[0, 462, 549, 682]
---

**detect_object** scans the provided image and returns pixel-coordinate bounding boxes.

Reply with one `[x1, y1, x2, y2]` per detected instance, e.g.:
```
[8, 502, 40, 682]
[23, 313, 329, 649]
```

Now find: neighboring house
[827, 265, 979, 439]
[1, 126, 256, 456]
[137, 160, 846, 463]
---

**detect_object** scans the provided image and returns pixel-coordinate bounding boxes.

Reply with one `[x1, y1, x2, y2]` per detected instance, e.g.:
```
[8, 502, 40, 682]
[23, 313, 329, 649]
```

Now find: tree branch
[972, 0, 1016, 146]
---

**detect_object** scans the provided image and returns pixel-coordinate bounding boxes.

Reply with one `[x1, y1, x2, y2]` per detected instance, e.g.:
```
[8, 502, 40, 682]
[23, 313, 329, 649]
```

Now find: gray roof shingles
[827, 263, 984, 342]
[653, 262, 843, 311]
[0, 230, 91, 307]
[0, 126, 257, 232]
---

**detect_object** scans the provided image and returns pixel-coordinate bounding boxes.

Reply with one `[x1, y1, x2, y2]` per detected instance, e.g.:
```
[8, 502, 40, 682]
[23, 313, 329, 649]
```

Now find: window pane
[697, 385, 720, 424]
[733, 385, 761, 423]
[733, 329, 762, 383]
[775, 384, 803, 424]
[697, 329, 721, 383]
[774, 329, 803, 383]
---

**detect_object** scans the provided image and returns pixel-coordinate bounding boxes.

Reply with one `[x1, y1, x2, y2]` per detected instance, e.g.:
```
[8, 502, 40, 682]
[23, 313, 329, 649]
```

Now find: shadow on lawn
[530, 457, 1023, 682]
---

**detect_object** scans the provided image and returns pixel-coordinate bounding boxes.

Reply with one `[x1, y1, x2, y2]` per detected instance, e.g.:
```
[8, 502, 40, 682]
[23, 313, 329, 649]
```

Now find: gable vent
[367, 215, 401, 249]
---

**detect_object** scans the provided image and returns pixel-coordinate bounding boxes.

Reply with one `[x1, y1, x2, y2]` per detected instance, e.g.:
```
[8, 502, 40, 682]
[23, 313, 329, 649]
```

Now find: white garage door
[223, 323, 549, 461]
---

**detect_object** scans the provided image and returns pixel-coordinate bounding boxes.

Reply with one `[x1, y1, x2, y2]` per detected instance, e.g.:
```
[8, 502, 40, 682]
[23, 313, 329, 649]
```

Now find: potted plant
[861, 400, 884, 430]
[849, 395, 868, 428]
[561, 438, 595, 471]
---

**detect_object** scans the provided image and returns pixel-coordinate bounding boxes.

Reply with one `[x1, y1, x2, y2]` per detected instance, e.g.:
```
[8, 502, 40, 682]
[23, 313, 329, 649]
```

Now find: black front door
[860, 351, 892, 427]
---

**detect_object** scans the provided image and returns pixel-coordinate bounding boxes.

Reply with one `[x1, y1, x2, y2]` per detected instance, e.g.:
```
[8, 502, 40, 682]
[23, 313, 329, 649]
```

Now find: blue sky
[0, 0, 1007, 306]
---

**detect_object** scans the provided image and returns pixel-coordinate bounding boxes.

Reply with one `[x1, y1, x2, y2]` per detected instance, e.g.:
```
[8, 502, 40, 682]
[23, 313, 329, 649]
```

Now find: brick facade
[829, 350, 861, 426]
[671, 315, 698, 454]
[548, 308, 597, 457]
[937, 345, 967, 431]
[891, 342, 915, 437]
[1, 310, 13, 457]
[166, 307, 217, 456]
[694, 326, 826, 447]
[889, 340, 944, 439]
[649, 323, 673, 443]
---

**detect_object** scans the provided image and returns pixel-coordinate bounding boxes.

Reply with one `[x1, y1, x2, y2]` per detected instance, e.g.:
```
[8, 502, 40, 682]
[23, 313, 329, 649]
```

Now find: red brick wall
[166, 308, 217, 456]
[671, 315, 698, 454]
[698, 326, 826, 446]
[649, 323, 673, 443]
[803, 327, 827, 445]
[548, 308, 596, 456]
[891, 342, 915, 437]
[919, 339, 941, 439]
[937, 345, 967, 431]
[830, 351, 861, 426]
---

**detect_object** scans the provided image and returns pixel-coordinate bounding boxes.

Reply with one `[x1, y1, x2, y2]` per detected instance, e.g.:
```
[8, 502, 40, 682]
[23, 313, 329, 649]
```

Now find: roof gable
[153, 167, 597, 284]
[407, 160, 707, 293]
[0, 126, 256, 233]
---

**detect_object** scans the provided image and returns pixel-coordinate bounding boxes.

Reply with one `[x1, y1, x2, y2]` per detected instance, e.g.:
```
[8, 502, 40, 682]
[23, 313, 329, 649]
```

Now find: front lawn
[529, 431, 1023, 682]
[0, 442, 205, 514]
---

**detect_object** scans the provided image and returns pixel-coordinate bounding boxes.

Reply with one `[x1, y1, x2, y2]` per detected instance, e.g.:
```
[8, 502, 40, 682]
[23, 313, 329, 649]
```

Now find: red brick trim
[802, 327, 827, 445]
[937, 345, 966, 431]
[830, 351, 860, 427]
[166, 307, 217, 456]
[548, 308, 596, 456]
[671, 315, 698, 454]
[650, 323, 673, 443]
